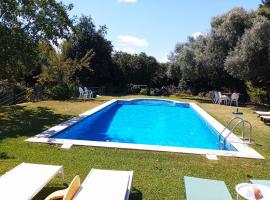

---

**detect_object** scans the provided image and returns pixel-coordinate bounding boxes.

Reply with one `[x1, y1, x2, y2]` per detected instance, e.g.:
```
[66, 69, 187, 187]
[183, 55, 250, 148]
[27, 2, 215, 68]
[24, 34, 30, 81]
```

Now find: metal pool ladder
[218, 117, 252, 149]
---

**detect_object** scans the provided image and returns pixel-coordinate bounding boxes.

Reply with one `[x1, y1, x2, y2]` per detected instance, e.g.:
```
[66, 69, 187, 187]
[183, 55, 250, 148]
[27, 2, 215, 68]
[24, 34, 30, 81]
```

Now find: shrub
[175, 91, 193, 97]
[197, 92, 206, 97]
[160, 86, 171, 96]
[205, 91, 213, 99]
[139, 88, 149, 95]
[246, 82, 268, 104]
[150, 88, 162, 96]
[50, 84, 77, 100]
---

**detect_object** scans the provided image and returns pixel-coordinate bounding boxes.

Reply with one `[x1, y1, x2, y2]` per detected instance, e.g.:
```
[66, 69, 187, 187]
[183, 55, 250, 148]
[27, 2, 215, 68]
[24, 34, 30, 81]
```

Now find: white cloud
[159, 56, 169, 63]
[117, 35, 148, 48]
[191, 32, 207, 39]
[114, 46, 137, 54]
[118, 0, 137, 3]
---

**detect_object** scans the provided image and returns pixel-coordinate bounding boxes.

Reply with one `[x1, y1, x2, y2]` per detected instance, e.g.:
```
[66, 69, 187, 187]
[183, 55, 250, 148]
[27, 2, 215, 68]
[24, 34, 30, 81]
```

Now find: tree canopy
[1, 1, 270, 103]
[0, 0, 73, 82]
[225, 16, 270, 84]
[112, 52, 167, 88]
[67, 16, 114, 86]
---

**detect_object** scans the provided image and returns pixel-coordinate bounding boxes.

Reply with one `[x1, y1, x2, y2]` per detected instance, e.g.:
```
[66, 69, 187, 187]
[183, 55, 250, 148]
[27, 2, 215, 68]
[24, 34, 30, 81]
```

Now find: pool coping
[26, 98, 264, 159]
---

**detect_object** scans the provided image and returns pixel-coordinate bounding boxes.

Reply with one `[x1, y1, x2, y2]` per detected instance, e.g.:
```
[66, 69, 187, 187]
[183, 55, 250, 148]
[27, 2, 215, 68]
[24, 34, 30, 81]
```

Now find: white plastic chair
[230, 93, 239, 106]
[213, 91, 219, 104]
[217, 92, 229, 105]
[79, 87, 87, 99]
[84, 87, 93, 99]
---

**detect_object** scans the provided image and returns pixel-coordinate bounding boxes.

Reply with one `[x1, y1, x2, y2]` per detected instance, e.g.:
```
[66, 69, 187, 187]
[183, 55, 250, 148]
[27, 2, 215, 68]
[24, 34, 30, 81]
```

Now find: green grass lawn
[0, 95, 270, 199]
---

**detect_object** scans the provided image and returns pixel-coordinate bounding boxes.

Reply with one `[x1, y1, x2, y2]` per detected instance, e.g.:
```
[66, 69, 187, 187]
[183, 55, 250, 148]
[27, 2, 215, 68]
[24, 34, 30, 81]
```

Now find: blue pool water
[52, 99, 235, 151]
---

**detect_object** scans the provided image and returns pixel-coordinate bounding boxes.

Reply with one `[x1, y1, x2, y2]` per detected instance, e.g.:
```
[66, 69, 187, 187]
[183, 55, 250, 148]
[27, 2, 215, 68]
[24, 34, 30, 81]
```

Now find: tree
[0, 0, 73, 83]
[37, 41, 95, 100]
[112, 52, 162, 87]
[258, 0, 270, 19]
[225, 16, 270, 102]
[168, 8, 251, 94]
[38, 42, 95, 87]
[202, 8, 252, 89]
[260, 0, 270, 7]
[67, 16, 114, 86]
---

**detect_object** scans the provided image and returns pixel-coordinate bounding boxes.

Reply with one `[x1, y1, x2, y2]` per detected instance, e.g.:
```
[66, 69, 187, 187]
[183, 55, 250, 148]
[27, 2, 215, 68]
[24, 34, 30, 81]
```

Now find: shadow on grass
[264, 122, 270, 127]
[34, 186, 143, 200]
[0, 105, 71, 142]
[0, 152, 15, 159]
[32, 185, 67, 200]
[248, 104, 270, 112]
[129, 187, 143, 200]
[177, 96, 212, 104]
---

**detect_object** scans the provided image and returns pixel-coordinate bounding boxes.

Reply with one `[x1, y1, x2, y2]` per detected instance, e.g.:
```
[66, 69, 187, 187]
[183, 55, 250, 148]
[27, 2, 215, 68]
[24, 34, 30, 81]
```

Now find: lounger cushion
[184, 176, 233, 200]
[45, 175, 80, 200]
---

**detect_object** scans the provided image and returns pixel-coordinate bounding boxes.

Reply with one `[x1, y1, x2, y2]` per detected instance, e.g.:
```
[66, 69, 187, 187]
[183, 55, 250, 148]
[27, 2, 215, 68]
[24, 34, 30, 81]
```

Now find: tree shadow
[264, 122, 270, 127]
[248, 104, 270, 112]
[0, 105, 72, 142]
[177, 96, 212, 104]
[0, 152, 15, 159]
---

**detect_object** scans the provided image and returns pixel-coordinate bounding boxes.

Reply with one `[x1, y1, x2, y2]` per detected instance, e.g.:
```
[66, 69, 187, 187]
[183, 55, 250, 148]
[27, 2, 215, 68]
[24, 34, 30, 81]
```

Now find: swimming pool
[28, 99, 264, 159]
[53, 99, 233, 151]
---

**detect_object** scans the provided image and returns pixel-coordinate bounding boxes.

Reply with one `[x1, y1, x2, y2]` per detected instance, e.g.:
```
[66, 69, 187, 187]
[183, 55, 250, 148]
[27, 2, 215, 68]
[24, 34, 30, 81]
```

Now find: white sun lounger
[0, 163, 64, 200]
[255, 111, 270, 116]
[73, 168, 133, 200]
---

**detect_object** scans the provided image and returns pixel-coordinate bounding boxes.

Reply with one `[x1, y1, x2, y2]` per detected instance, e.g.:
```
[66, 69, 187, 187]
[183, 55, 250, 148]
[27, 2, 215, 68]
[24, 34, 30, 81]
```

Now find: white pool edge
[26, 98, 264, 159]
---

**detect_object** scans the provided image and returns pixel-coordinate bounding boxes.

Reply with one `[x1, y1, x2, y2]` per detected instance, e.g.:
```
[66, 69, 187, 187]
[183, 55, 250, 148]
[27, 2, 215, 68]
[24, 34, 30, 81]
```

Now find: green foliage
[259, 0, 270, 19]
[225, 16, 270, 84]
[113, 52, 167, 87]
[168, 7, 270, 100]
[0, 0, 73, 42]
[37, 41, 94, 100]
[261, 0, 270, 7]
[246, 81, 268, 104]
[139, 88, 149, 95]
[50, 84, 77, 100]
[38, 42, 94, 86]
[68, 16, 115, 86]
[0, 0, 73, 82]
[0, 26, 38, 82]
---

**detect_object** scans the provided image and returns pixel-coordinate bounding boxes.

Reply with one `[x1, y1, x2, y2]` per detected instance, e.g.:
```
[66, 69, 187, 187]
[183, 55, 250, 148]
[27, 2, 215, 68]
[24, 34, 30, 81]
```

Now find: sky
[62, 0, 261, 62]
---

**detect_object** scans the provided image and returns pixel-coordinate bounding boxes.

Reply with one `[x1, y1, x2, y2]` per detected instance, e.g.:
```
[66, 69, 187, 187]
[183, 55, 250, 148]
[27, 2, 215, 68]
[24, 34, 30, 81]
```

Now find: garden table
[235, 183, 270, 200]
